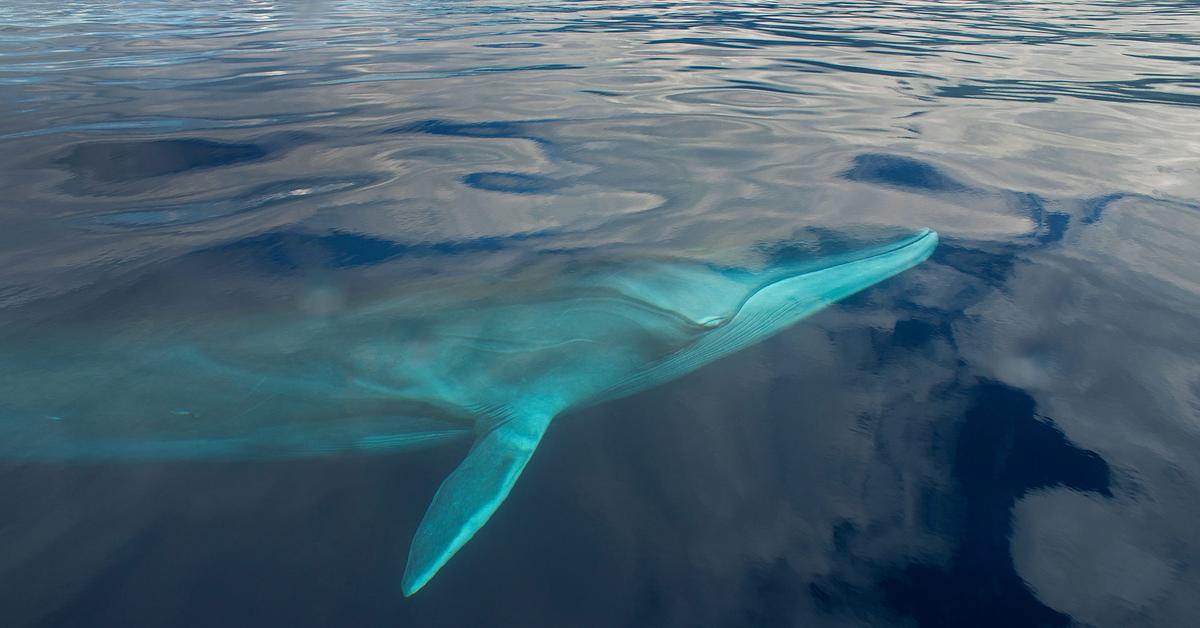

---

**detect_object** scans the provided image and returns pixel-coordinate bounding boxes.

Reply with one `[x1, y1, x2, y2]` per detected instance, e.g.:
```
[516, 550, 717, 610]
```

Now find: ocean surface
[1, 1, 1199, 626]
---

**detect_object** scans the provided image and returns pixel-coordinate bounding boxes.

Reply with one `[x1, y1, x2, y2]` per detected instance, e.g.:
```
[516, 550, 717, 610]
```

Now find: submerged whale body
[0, 228, 937, 595]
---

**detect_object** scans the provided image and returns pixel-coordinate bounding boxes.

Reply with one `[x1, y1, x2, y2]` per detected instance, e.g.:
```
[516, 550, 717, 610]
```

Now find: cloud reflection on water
[0, 1, 1198, 626]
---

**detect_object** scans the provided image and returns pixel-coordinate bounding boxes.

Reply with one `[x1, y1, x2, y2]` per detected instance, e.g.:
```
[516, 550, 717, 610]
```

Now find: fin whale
[0, 228, 938, 595]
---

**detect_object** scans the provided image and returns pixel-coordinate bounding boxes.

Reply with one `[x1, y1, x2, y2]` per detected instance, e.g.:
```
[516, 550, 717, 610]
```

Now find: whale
[0, 227, 937, 595]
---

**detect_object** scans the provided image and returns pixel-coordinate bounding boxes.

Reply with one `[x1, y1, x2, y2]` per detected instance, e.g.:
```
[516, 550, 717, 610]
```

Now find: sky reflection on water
[1, 1, 1199, 626]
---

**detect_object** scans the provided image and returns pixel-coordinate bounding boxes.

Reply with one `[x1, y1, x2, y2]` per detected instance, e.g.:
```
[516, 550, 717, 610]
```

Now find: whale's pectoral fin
[401, 411, 553, 596]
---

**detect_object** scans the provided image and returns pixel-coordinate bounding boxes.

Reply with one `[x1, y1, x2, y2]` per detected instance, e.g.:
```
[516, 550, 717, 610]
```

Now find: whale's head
[714, 228, 938, 345]
[590, 228, 939, 374]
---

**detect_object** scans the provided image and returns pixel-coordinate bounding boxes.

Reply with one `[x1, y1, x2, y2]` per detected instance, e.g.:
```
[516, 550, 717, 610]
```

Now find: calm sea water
[2, 1, 1199, 626]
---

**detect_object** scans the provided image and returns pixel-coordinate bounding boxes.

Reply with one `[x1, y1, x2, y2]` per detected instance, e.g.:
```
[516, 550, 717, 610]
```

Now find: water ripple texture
[1, 1, 1199, 627]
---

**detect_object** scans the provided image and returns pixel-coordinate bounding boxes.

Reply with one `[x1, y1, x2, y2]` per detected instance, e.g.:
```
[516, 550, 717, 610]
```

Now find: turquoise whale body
[0, 228, 937, 595]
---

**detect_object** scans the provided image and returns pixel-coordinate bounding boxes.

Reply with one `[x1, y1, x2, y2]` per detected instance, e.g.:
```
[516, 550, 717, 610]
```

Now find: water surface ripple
[1, 1, 1198, 627]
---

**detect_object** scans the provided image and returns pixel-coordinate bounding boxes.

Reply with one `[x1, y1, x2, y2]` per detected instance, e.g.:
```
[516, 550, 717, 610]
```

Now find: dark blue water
[2, 1, 1199, 626]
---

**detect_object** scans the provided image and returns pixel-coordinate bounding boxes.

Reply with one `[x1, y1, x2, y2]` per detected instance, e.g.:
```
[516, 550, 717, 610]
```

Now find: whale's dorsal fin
[401, 410, 553, 596]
